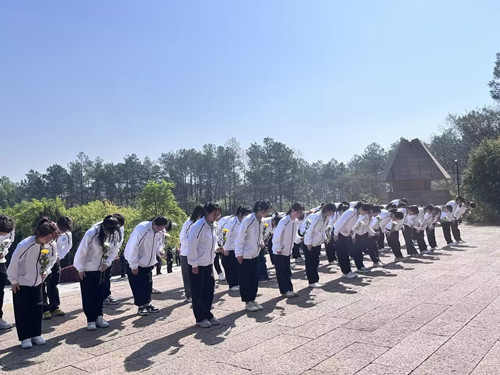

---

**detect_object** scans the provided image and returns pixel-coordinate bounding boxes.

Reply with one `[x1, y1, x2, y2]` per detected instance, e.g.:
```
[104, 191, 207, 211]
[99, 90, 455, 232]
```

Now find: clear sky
[1, 0, 499, 181]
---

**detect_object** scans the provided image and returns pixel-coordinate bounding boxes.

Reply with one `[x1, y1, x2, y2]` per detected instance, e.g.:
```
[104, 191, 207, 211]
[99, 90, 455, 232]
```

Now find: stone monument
[378, 138, 451, 205]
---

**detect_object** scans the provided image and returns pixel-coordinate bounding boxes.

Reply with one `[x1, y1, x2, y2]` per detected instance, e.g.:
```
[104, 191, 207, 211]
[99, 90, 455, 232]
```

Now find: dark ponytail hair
[34, 217, 59, 238]
[151, 216, 173, 231]
[321, 203, 336, 214]
[190, 204, 205, 222]
[203, 202, 222, 217]
[286, 202, 305, 216]
[112, 213, 125, 227]
[0, 215, 15, 233]
[253, 200, 272, 213]
[236, 205, 252, 218]
[56, 216, 73, 232]
[99, 215, 121, 247]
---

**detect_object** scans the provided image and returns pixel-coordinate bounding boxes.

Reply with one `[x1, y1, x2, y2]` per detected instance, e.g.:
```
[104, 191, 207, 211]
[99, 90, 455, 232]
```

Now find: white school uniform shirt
[124, 221, 165, 270]
[404, 213, 418, 228]
[446, 200, 459, 220]
[187, 217, 217, 268]
[272, 215, 298, 256]
[235, 213, 263, 259]
[304, 212, 329, 247]
[57, 231, 73, 260]
[0, 229, 15, 264]
[455, 205, 468, 220]
[394, 208, 407, 230]
[386, 218, 404, 232]
[415, 212, 433, 231]
[74, 225, 120, 272]
[352, 214, 372, 237]
[333, 208, 359, 237]
[7, 236, 57, 287]
[223, 216, 244, 251]
[440, 211, 454, 223]
[180, 219, 196, 256]
[374, 210, 392, 231]
[262, 216, 273, 242]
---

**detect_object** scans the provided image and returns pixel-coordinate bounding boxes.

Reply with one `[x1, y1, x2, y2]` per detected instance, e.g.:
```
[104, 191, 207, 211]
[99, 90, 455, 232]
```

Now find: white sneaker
[357, 267, 370, 273]
[343, 272, 358, 279]
[87, 322, 97, 331]
[452, 241, 460, 246]
[210, 317, 220, 326]
[185, 297, 192, 303]
[245, 302, 259, 312]
[253, 301, 264, 310]
[282, 291, 296, 298]
[31, 336, 46, 346]
[96, 316, 109, 328]
[21, 339, 32, 349]
[0, 318, 13, 330]
[459, 240, 467, 244]
[218, 273, 225, 281]
[308, 282, 324, 288]
[229, 286, 240, 291]
[372, 262, 385, 268]
[196, 319, 211, 328]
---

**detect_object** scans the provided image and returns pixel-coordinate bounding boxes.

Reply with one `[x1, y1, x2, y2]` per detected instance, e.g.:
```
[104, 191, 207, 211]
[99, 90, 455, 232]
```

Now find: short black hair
[394, 212, 404, 220]
[0, 215, 15, 233]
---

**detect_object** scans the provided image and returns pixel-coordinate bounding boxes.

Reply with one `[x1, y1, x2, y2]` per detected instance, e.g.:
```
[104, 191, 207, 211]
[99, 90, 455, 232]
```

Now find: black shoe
[146, 304, 160, 313]
[138, 306, 149, 316]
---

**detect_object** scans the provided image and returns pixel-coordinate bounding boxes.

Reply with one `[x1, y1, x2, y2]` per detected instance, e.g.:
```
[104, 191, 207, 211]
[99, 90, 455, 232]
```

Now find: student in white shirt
[304, 203, 336, 288]
[7, 218, 59, 349]
[0, 215, 15, 330]
[74, 215, 121, 330]
[42, 215, 73, 320]
[222, 205, 252, 291]
[426, 206, 441, 250]
[272, 202, 304, 298]
[187, 203, 222, 328]
[447, 196, 467, 244]
[124, 216, 172, 316]
[102, 213, 125, 305]
[385, 210, 405, 261]
[325, 203, 349, 264]
[402, 205, 419, 256]
[215, 215, 232, 281]
[235, 200, 272, 312]
[179, 205, 204, 303]
[414, 205, 433, 254]
[367, 206, 385, 267]
[440, 205, 454, 246]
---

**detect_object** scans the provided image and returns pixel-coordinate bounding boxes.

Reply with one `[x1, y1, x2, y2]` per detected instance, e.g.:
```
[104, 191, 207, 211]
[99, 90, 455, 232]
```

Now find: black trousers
[222, 250, 239, 288]
[441, 222, 453, 244]
[304, 244, 320, 284]
[127, 265, 153, 307]
[188, 265, 214, 323]
[175, 256, 180, 266]
[13, 285, 43, 341]
[292, 243, 302, 259]
[167, 261, 173, 273]
[267, 239, 275, 265]
[0, 264, 7, 319]
[402, 225, 418, 255]
[180, 255, 192, 299]
[156, 256, 162, 275]
[80, 271, 107, 322]
[451, 220, 462, 242]
[213, 253, 223, 275]
[366, 235, 380, 263]
[415, 230, 428, 252]
[119, 254, 127, 277]
[426, 228, 437, 248]
[239, 257, 258, 302]
[377, 230, 385, 249]
[274, 254, 293, 294]
[387, 231, 403, 258]
[336, 234, 353, 275]
[326, 239, 337, 262]
[257, 248, 270, 281]
[43, 260, 60, 312]
[104, 266, 112, 298]
[351, 235, 367, 270]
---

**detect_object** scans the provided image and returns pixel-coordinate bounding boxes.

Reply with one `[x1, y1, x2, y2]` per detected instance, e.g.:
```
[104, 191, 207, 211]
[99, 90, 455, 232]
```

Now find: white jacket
[415, 213, 433, 231]
[272, 215, 298, 256]
[223, 216, 243, 251]
[304, 212, 329, 247]
[7, 236, 57, 287]
[124, 221, 165, 269]
[235, 213, 263, 259]
[0, 229, 15, 264]
[334, 208, 359, 237]
[187, 218, 217, 267]
[57, 231, 73, 260]
[179, 219, 196, 256]
[217, 216, 232, 247]
[74, 225, 120, 272]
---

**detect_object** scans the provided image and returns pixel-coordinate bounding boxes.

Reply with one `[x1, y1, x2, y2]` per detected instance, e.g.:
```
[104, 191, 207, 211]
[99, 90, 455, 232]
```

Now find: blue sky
[1, 0, 499, 181]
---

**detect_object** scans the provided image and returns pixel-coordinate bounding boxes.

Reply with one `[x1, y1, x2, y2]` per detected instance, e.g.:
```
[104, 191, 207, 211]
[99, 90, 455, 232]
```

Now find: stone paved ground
[1, 224, 500, 375]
